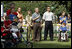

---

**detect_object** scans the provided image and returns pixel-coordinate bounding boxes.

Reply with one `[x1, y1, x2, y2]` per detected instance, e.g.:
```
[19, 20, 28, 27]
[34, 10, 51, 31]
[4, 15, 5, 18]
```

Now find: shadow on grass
[16, 42, 27, 48]
[33, 42, 71, 48]
[16, 38, 71, 48]
[41, 38, 56, 41]
[17, 41, 71, 48]
[33, 38, 71, 48]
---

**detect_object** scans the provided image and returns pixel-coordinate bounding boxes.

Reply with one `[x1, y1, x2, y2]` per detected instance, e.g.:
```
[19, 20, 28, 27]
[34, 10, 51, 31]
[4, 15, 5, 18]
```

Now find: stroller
[1, 21, 16, 48]
[1, 20, 33, 48]
[10, 21, 33, 48]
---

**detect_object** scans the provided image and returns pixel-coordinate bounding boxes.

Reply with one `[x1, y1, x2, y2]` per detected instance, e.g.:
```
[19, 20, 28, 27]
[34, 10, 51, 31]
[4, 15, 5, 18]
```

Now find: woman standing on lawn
[26, 10, 34, 41]
[17, 7, 24, 38]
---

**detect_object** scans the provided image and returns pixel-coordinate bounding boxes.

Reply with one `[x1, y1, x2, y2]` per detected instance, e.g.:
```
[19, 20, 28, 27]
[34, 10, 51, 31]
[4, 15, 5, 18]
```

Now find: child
[1, 17, 12, 39]
[6, 3, 17, 16]
[9, 8, 18, 22]
[60, 23, 67, 32]
[67, 14, 71, 23]
[59, 11, 67, 24]
[4, 16, 12, 29]
[59, 22, 68, 41]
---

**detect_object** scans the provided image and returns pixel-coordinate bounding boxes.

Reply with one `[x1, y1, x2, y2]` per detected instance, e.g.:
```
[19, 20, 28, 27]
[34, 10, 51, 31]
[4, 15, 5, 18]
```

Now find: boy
[59, 22, 68, 41]
[60, 23, 67, 32]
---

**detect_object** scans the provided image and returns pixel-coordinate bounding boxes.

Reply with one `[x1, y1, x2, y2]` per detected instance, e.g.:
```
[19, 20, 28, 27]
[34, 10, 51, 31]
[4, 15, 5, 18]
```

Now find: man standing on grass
[42, 6, 54, 41]
[32, 8, 41, 42]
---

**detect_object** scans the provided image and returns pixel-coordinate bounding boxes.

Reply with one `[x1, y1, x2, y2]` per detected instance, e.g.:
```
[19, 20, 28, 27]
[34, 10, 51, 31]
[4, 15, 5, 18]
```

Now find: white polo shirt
[43, 11, 54, 21]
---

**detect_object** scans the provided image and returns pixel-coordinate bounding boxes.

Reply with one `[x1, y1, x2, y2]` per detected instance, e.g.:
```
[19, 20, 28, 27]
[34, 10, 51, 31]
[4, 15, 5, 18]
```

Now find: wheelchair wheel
[58, 33, 61, 42]
[61, 33, 68, 42]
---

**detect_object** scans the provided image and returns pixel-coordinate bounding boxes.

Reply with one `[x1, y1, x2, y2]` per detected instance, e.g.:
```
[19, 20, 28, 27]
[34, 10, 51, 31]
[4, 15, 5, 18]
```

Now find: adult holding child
[6, 3, 18, 17]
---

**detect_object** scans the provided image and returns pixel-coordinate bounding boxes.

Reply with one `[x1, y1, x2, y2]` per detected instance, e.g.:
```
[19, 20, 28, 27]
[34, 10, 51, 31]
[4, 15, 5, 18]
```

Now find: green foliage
[1, 1, 71, 18]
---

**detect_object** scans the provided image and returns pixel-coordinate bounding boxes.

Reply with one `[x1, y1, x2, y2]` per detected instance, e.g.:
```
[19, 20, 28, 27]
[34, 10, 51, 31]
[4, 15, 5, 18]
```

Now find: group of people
[24, 7, 54, 41]
[1, 3, 71, 42]
[59, 11, 71, 39]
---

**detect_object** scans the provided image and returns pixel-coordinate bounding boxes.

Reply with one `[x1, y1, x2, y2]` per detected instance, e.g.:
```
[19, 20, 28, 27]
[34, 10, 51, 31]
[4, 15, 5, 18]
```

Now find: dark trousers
[33, 23, 41, 41]
[40, 27, 42, 41]
[44, 21, 53, 40]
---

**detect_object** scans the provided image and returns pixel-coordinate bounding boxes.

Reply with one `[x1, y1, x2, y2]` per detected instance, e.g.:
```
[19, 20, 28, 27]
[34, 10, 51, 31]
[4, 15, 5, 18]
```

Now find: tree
[1, 1, 71, 17]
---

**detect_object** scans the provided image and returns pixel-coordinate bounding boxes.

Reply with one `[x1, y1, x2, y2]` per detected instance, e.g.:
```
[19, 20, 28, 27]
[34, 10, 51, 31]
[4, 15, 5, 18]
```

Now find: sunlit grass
[17, 33, 71, 48]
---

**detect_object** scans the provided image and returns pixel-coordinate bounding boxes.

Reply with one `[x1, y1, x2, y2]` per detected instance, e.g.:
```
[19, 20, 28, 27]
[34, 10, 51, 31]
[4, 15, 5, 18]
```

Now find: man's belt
[35, 21, 40, 23]
[33, 21, 40, 24]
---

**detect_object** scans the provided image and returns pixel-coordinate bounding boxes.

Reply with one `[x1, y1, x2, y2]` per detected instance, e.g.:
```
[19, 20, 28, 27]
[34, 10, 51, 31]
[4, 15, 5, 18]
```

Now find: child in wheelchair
[58, 22, 68, 42]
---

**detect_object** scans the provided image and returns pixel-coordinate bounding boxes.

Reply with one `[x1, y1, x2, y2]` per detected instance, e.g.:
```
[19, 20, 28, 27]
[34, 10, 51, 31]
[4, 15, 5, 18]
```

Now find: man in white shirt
[42, 6, 54, 41]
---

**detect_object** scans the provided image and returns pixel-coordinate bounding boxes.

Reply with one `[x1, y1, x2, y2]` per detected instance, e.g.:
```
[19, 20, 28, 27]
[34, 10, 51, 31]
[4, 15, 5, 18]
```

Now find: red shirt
[1, 26, 5, 32]
[7, 9, 18, 16]
[4, 20, 12, 29]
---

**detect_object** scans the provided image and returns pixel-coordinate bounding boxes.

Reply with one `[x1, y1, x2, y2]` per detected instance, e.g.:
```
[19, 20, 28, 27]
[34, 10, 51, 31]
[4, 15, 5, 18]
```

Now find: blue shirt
[9, 14, 17, 21]
[59, 16, 67, 24]
[32, 12, 41, 22]
[60, 26, 67, 31]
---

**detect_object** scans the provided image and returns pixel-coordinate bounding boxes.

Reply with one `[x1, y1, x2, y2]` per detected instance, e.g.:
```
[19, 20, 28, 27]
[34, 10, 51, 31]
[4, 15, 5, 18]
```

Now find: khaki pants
[27, 25, 34, 41]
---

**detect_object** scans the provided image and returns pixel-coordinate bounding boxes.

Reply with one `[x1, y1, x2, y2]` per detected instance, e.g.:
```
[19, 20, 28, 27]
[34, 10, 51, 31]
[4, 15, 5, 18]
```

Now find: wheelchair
[58, 31, 68, 42]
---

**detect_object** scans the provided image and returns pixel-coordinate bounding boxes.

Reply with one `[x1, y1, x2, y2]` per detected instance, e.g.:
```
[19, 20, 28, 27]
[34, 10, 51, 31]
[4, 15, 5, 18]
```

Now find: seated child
[59, 22, 68, 40]
[60, 23, 67, 32]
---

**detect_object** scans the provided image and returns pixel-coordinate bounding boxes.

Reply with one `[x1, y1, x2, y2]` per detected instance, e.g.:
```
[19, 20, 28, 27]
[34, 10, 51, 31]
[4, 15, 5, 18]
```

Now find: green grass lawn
[33, 38, 71, 48]
[19, 27, 71, 48]
[17, 37, 71, 48]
